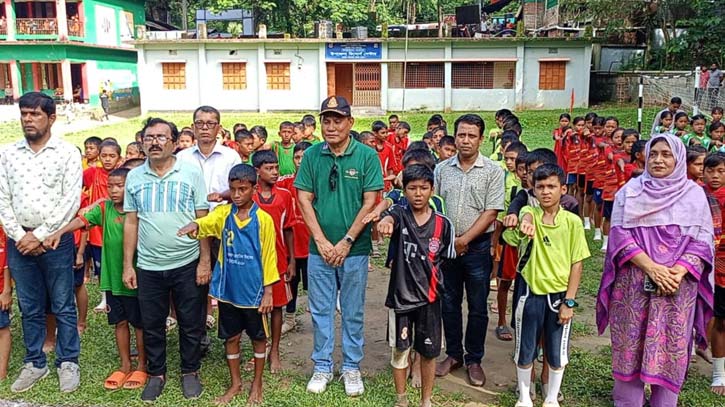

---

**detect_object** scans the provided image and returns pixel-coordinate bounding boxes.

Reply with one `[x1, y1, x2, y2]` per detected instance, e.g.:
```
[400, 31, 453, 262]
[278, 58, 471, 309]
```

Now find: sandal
[166, 316, 177, 333]
[123, 370, 148, 390]
[104, 370, 130, 390]
[206, 314, 216, 330]
[495, 325, 513, 341]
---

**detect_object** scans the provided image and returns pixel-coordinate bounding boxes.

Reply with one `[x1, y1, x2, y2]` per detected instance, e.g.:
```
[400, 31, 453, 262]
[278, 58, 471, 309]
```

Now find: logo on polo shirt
[543, 236, 552, 246]
[344, 168, 360, 180]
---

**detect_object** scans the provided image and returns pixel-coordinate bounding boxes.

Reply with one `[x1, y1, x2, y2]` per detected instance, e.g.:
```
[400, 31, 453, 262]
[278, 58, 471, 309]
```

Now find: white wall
[205, 46, 259, 111]
[140, 47, 201, 111]
[387, 88, 445, 111]
[521, 45, 590, 109]
[451, 89, 516, 110]
[262, 48, 320, 111]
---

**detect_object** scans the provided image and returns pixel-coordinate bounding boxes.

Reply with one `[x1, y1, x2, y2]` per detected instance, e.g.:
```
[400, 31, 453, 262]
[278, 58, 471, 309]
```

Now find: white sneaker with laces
[341, 369, 364, 396]
[306, 371, 333, 394]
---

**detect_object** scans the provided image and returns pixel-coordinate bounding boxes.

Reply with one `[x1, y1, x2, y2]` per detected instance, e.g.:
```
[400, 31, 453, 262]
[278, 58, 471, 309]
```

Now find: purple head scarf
[611, 133, 713, 242]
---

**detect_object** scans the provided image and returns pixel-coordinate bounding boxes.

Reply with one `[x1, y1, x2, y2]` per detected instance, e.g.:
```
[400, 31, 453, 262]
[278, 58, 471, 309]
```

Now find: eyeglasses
[194, 120, 219, 129]
[329, 163, 338, 192]
[142, 135, 170, 144]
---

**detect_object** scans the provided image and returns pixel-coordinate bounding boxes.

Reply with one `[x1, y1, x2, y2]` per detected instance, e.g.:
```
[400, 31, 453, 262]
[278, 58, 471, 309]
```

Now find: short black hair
[572, 116, 585, 125]
[559, 113, 571, 122]
[500, 131, 520, 148]
[712, 106, 724, 115]
[686, 145, 708, 164]
[631, 140, 647, 162]
[671, 97, 682, 105]
[102, 137, 118, 143]
[122, 158, 146, 169]
[179, 129, 195, 140]
[605, 116, 619, 126]
[691, 114, 707, 124]
[84, 136, 102, 146]
[422, 132, 433, 140]
[402, 148, 436, 169]
[193, 105, 220, 122]
[109, 167, 131, 179]
[710, 122, 725, 134]
[515, 154, 527, 167]
[294, 141, 312, 153]
[233, 123, 247, 133]
[359, 131, 375, 142]
[141, 117, 179, 142]
[234, 129, 253, 143]
[350, 130, 360, 141]
[99, 140, 121, 155]
[675, 111, 689, 123]
[228, 163, 257, 185]
[407, 141, 429, 152]
[279, 121, 294, 130]
[502, 117, 522, 136]
[302, 115, 316, 128]
[402, 164, 434, 188]
[533, 164, 566, 186]
[372, 120, 387, 132]
[427, 116, 443, 127]
[704, 152, 725, 169]
[495, 109, 513, 120]
[525, 148, 557, 167]
[622, 129, 640, 141]
[250, 125, 268, 141]
[584, 112, 598, 121]
[454, 114, 485, 138]
[19, 92, 56, 116]
[388, 114, 399, 120]
[251, 149, 278, 168]
[505, 141, 528, 157]
[592, 116, 606, 127]
[397, 121, 411, 131]
[439, 135, 455, 147]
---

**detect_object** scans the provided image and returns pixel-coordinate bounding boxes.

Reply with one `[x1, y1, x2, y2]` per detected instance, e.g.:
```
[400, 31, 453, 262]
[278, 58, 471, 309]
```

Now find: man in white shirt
[176, 106, 241, 349]
[0, 92, 82, 393]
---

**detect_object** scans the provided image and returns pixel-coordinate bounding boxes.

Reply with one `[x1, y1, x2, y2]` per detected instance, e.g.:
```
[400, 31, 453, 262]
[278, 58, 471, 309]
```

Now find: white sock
[100, 291, 107, 303]
[713, 357, 725, 386]
[545, 366, 565, 404]
[602, 235, 608, 247]
[583, 217, 591, 227]
[516, 366, 533, 405]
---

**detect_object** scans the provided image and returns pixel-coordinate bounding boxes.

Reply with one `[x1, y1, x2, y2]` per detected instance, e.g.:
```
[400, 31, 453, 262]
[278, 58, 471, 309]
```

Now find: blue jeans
[441, 236, 492, 366]
[308, 254, 368, 373]
[8, 233, 80, 368]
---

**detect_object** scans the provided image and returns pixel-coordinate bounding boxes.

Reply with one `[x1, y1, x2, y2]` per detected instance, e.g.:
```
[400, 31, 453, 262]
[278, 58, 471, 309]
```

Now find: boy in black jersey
[377, 165, 456, 407]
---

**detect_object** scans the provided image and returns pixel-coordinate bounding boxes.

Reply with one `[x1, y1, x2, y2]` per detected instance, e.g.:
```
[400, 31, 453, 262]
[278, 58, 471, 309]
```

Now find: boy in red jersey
[277, 141, 313, 334]
[252, 150, 296, 374]
[372, 121, 398, 191]
[600, 128, 626, 253]
[388, 122, 410, 174]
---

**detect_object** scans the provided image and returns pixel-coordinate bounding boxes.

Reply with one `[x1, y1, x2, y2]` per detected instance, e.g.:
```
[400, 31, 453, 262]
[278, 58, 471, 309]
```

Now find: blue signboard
[326, 43, 382, 60]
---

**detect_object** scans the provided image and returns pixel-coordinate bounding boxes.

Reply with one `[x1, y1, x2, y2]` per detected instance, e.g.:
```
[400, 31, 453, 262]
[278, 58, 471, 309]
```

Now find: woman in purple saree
[596, 134, 715, 406]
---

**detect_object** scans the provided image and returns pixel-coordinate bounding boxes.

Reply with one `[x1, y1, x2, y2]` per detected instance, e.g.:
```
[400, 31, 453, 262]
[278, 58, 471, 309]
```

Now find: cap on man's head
[320, 96, 351, 117]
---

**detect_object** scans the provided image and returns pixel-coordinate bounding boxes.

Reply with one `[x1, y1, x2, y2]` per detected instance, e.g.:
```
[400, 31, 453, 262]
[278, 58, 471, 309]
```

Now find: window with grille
[388, 63, 444, 89]
[451, 62, 516, 89]
[539, 61, 566, 90]
[266, 62, 291, 90]
[221, 63, 247, 90]
[162, 63, 186, 90]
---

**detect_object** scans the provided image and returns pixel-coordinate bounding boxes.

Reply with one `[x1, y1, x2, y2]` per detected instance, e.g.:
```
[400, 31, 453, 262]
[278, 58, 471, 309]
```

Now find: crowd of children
[4, 96, 725, 407]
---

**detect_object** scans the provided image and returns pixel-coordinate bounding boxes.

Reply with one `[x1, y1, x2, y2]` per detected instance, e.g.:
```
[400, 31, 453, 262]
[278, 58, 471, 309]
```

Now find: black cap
[320, 96, 352, 117]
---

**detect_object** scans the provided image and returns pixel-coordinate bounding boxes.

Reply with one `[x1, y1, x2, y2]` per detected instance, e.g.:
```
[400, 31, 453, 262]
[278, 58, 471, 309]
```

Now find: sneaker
[306, 371, 333, 394]
[341, 369, 364, 397]
[57, 362, 80, 393]
[600, 244, 608, 253]
[181, 372, 203, 399]
[10, 363, 49, 393]
[593, 230, 602, 241]
[583, 218, 591, 230]
[141, 376, 165, 402]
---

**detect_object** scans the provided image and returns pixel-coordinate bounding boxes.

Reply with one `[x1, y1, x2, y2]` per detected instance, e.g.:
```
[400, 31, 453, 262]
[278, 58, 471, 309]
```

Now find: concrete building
[134, 37, 592, 113]
[0, 0, 144, 111]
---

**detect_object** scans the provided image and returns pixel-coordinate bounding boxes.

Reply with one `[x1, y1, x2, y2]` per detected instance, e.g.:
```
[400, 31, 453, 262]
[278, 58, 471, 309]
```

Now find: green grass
[0, 105, 661, 151]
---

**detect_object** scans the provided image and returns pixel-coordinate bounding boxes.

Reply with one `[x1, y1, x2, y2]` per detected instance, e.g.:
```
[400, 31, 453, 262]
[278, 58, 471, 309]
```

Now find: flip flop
[104, 370, 130, 390]
[206, 314, 216, 330]
[123, 370, 148, 390]
[495, 325, 513, 341]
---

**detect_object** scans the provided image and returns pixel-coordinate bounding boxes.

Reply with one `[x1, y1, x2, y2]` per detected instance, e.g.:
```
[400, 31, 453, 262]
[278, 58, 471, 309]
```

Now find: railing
[16, 18, 57, 35]
[0, 23, 6, 35]
[68, 19, 82, 37]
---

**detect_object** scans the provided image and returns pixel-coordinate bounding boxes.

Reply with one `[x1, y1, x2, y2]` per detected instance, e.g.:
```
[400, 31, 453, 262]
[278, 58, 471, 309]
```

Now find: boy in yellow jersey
[504, 164, 590, 407]
[178, 164, 278, 405]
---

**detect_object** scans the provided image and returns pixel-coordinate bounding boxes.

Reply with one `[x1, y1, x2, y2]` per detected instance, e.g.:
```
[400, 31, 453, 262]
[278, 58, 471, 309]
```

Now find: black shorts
[603, 200, 614, 219]
[577, 174, 586, 189]
[715, 286, 725, 319]
[387, 301, 442, 359]
[106, 291, 143, 329]
[218, 301, 267, 341]
[585, 180, 595, 195]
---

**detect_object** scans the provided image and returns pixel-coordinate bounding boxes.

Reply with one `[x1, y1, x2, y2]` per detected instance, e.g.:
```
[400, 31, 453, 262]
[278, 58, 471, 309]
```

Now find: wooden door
[353, 63, 381, 107]
[334, 63, 353, 104]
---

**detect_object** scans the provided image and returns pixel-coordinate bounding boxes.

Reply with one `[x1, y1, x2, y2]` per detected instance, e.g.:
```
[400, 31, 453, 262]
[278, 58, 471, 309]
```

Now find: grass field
[1, 106, 721, 407]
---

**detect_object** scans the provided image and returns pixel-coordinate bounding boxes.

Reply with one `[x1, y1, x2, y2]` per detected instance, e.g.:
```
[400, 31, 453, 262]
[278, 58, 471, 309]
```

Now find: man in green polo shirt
[294, 96, 383, 397]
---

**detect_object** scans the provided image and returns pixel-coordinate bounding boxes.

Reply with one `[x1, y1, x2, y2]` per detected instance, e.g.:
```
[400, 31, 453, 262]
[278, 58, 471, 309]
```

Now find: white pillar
[4, 0, 15, 41]
[515, 44, 525, 111]
[137, 46, 148, 115]
[8, 60, 19, 100]
[61, 59, 72, 102]
[56, 0, 68, 40]
[257, 44, 266, 112]
[197, 43, 206, 106]
[444, 41, 452, 113]
[380, 43, 389, 111]
[318, 43, 326, 106]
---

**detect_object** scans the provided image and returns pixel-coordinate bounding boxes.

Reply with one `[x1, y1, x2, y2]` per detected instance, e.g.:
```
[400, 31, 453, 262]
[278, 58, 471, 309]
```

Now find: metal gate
[353, 63, 381, 107]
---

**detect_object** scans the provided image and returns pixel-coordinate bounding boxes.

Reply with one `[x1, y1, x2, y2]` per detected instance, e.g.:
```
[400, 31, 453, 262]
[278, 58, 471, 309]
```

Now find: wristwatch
[563, 298, 579, 308]
[343, 234, 355, 245]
